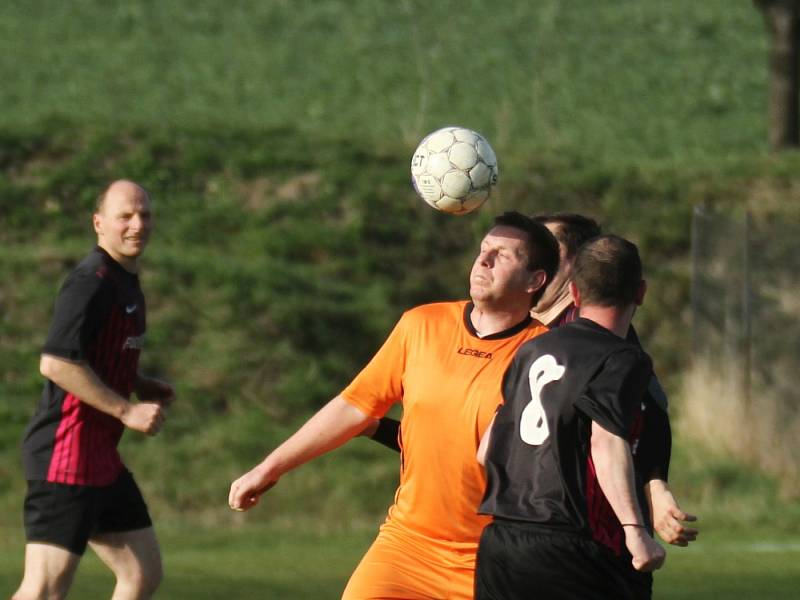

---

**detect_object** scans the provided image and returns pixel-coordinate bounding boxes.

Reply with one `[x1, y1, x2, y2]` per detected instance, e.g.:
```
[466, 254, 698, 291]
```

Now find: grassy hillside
[3, 127, 799, 527]
[1, 0, 798, 532]
[0, 1, 769, 165]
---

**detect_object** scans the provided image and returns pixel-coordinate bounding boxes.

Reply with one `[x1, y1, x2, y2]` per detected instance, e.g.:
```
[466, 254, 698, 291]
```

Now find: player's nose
[479, 250, 495, 267]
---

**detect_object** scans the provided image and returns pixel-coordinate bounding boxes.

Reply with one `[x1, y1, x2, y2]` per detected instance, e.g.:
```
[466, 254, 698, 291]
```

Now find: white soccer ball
[410, 126, 498, 215]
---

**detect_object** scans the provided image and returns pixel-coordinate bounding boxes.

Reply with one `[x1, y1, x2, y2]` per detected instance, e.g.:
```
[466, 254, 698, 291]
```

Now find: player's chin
[469, 284, 490, 300]
[124, 239, 149, 254]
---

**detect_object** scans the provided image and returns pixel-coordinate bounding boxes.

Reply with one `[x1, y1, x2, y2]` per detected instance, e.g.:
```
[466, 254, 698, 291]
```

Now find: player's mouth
[471, 271, 491, 285]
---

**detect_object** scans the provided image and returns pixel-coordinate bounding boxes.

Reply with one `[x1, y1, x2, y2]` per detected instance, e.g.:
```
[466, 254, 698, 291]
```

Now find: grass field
[0, 0, 769, 165]
[2, 521, 798, 599]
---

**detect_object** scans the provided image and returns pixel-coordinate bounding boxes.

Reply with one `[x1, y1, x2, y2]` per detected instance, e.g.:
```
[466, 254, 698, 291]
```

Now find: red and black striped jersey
[479, 318, 652, 555]
[22, 246, 145, 486]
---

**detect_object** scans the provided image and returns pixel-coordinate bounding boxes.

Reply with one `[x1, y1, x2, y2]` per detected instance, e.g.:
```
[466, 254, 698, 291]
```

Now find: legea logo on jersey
[457, 347, 492, 359]
[123, 335, 146, 350]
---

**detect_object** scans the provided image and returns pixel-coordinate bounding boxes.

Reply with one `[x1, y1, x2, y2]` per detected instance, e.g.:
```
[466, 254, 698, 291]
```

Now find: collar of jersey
[94, 245, 139, 280]
[462, 302, 533, 340]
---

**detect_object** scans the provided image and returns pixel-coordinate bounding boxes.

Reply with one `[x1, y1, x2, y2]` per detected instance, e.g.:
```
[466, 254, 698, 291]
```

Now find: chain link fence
[687, 205, 800, 493]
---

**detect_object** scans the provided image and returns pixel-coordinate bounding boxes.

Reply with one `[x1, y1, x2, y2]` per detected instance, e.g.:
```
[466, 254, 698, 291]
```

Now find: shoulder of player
[520, 322, 647, 361]
[400, 300, 466, 323]
[604, 344, 653, 376]
[58, 250, 119, 299]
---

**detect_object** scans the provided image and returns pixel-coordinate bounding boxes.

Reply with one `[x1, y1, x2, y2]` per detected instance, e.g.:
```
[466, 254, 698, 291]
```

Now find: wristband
[621, 523, 645, 528]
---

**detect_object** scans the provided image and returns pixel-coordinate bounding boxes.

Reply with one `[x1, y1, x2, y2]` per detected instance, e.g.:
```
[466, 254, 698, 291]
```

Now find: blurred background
[1, 1, 798, 597]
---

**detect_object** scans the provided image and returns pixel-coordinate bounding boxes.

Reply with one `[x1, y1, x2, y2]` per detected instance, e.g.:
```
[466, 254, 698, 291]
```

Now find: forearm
[591, 421, 645, 526]
[40, 354, 130, 419]
[591, 422, 667, 572]
[256, 395, 373, 479]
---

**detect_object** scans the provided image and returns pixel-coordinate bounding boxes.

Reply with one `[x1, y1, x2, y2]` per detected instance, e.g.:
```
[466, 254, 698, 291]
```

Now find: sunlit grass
[1, 521, 799, 599]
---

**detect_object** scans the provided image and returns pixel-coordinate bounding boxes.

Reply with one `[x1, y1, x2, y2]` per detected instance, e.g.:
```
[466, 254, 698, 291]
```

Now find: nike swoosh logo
[125, 305, 138, 314]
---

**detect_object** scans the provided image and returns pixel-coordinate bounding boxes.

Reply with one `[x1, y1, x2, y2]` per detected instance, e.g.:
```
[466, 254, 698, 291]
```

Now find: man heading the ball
[229, 211, 559, 600]
[365, 212, 698, 561]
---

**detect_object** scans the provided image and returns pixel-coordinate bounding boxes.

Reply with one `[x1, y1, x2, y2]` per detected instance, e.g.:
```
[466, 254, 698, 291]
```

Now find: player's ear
[635, 279, 647, 306]
[569, 280, 581, 307]
[92, 212, 102, 236]
[526, 269, 547, 295]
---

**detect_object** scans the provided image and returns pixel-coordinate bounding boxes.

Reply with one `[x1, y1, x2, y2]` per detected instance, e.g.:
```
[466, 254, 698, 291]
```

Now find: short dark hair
[572, 235, 642, 308]
[533, 213, 602, 259]
[493, 211, 560, 306]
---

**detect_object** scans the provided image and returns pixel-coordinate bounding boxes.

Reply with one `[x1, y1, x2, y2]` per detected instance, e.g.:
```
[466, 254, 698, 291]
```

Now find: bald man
[14, 180, 174, 600]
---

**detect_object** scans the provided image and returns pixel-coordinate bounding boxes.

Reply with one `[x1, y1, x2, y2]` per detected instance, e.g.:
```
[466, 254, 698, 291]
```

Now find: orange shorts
[342, 524, 477, 600]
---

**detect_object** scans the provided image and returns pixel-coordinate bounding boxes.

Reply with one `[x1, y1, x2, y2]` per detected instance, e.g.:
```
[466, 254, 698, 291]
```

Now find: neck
[470, 302, 530, 337]
[98, 243, 139, 273]
[531, 285, 573, 326]
[578, 304, 634, 338]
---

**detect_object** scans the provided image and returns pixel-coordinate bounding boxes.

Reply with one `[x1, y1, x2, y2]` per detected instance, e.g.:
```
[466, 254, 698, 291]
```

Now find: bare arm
[228, 395, 373, 511]
[40, 354, 163, 434]
[591, 421, 666, 572]
[646, 479, 698, 546]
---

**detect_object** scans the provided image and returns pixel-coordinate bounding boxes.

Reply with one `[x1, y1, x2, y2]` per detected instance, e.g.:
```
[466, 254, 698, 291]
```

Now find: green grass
[1, 522, 798, 599]
[0, 0, 771, 166]
[0, 523, 371, 598]
[658, 527, 800, 599]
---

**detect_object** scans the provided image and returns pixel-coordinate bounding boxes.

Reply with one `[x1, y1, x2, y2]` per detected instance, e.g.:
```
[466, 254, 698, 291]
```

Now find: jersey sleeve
[371, 417, 401, 452]
[340, 313, 409, 419]
[574, 348, 652, 438]
[41, 271, 111, 361]
[626, 324, 671, 479]
[636, 394, 672, 481]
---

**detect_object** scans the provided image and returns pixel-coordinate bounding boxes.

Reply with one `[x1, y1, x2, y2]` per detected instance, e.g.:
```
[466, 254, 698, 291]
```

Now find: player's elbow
[590, 426, 610, 455]
[591, 422, 624, 449]
[39, 354, 76, 385]
[39, 354, 58, 380]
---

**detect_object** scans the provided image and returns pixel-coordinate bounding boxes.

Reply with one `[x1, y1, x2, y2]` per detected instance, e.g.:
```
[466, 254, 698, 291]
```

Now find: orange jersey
[341, 301, 548, 555]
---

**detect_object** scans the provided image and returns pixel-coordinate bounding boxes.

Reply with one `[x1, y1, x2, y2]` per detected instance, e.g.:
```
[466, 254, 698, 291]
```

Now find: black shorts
[23, 469, 152, 556]
[475, 520, 652, 600]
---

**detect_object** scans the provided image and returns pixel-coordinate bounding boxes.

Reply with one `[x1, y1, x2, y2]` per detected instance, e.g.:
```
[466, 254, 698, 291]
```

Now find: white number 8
[520, 354, 565, 445]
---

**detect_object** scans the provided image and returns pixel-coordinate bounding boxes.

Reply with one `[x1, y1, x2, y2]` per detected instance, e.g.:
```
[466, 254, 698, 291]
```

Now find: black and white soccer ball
[410, 126, 498, 215]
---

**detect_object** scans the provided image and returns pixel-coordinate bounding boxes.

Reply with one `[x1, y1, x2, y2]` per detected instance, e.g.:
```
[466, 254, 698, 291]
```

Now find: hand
[229, 466, 279, 512]
[624, 526, 666, 572]
[121, 402, 165, 435]
[136, 376, 175, 407]
[648, 482, 699, 546]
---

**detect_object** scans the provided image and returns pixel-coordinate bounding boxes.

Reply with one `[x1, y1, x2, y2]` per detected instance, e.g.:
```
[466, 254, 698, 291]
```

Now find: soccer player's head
[533, 213, 602, 265]
[470, 211, 560, 311]
[93, 180, 153, 268]
[571, 235, 646, 309]
[530, 213, 601, 313]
